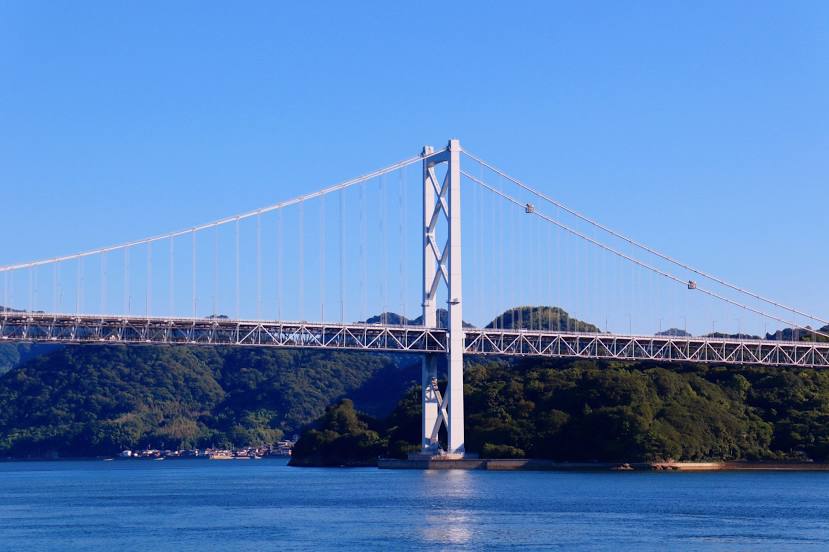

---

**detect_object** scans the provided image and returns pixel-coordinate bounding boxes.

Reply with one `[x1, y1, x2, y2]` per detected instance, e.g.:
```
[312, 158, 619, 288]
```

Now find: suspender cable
[590, 234, 595, 330]
[498, 191, 504, 329]
[213, 228, 219, 317]
[339, 189, 345, 323]
[494, 182, 500, 327]
[556, 206, 561, 330]
[515, 193, 521, 329]
[547, 211, 552, 330]
[0, 154, 426, 274]
[235, 217, 240, 320]
[567, 226, 572, 332]
[124, 247, 130, 314]
[53, 264, 58, 314]
[528, 200, 534, 329]
[482, 178, 489, 326]
[465, 170, 829, 341]
[359, 183, 366, 323]
[584, 232, 589, 329]
[78, 259, 86, 312]
[380, 175, 387, 323]
[533, 214, 539, 330]
[462, 149, 829, 328]
[512, 195, 519, 329]
[611, 252, 624, 334]
[75, 259, 79, 314]
[482, 167, 489, 326]
[476, 164, 483, 327]
[578, 225, 582, 330]
[650, 266, 655, 334]
[257, 213, 262, 320]
[298, 203, 308, 321]
[169, 237, 174, 318]
[101, 252, 107, 315]
[191, 231, 196, 318]
[319, 196, 325, 322]
[630, 254, 634, 334]
[147, 242, 152, 317]
[398, 167, 407, 324]
[277, 209, 283, 320]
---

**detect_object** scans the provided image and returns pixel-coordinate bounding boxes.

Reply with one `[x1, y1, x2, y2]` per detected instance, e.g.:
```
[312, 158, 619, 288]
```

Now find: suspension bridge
[2, 139, 828, 457]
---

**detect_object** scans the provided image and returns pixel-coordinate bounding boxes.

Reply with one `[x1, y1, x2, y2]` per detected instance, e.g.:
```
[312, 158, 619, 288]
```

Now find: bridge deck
[2, 313, 829, 368]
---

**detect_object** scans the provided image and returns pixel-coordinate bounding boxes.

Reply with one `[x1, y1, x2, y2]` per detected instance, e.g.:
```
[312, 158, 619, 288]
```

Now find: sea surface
[1, 459, 828, 551]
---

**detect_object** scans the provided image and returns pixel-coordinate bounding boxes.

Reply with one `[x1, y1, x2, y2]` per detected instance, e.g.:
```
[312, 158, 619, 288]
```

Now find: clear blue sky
[1, 2, 827, 333]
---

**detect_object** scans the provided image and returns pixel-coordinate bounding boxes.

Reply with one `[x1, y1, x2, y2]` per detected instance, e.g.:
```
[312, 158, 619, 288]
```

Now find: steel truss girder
[462, 329, 829, 368]
[0, 313, 447, 354]
[4, 314, 829, 368]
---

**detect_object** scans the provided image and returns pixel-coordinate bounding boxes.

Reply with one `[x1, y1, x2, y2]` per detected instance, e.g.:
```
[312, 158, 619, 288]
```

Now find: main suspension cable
[0, 153, 427, 273]
[463, 170, 829, 341]
[462, 149, 829, 328]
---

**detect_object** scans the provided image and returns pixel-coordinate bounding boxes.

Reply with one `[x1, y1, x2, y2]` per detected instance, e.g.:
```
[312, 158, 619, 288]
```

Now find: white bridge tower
[421, 139, 465, 457]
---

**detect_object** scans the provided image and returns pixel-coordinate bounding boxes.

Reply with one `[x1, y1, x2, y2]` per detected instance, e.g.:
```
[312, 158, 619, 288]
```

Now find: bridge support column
[421, 139, 465, 457]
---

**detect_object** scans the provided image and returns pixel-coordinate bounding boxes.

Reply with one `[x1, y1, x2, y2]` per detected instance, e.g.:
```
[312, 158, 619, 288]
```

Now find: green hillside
[292, 358, 829, 465]
[0, 344, 418, 458]
[487, 306, 600, 332]
[0, 343, 61, 375]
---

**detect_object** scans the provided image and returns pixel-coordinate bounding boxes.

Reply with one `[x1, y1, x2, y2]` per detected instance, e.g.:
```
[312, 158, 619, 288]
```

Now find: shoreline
[3, 456, 829, 471]
[377, 458, 829, 471]
[0, 455, 291, 463]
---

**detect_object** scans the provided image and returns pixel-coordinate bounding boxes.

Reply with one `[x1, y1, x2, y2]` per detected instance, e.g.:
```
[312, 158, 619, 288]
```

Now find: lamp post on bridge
[420, 139, 465, 458]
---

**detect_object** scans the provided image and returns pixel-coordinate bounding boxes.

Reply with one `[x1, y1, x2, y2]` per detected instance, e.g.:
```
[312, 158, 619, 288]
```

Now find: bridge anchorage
[3, 137, 829, 460]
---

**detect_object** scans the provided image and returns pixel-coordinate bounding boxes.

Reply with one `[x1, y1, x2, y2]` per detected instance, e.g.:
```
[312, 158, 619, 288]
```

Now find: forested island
[289, 359, 829, 466]
[1, 306, 828, 464]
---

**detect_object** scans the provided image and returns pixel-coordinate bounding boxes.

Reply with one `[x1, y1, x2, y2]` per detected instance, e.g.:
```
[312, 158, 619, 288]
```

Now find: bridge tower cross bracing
[421, 139, 465, 457]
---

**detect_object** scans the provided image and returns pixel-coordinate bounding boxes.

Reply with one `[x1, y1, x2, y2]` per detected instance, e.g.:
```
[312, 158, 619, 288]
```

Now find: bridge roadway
[2, 312, 829, 368]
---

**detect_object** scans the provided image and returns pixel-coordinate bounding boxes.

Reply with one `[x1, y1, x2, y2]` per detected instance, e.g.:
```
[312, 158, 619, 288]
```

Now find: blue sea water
[0, 459, 828, 551]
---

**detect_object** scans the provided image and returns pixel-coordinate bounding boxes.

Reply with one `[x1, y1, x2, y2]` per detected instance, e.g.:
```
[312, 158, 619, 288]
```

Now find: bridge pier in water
[421, 139, 465, 458]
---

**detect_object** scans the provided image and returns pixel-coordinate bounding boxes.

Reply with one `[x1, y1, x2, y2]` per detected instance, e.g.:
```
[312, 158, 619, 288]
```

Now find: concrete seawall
[378, 458, 829, 471]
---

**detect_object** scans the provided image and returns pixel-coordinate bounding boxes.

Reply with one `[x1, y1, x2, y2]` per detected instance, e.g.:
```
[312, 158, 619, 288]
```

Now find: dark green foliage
[481, 443, 525, 458]
[288, 399, 386, 466]
[0, 343, 59, 375]
[0, 344, 417, 458]
[293, 358, 829, 465]
[381, 385, 423, 459]
[461, 359, 778, 462]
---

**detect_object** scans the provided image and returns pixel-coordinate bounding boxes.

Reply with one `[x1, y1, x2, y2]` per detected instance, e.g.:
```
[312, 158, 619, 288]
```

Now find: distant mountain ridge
[487, 306, 600, 333]
[362, 308, 474, 328]
[656, 328, 692, 337]
[766, 325, 829, 343]
[364, 306, 599, 333]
